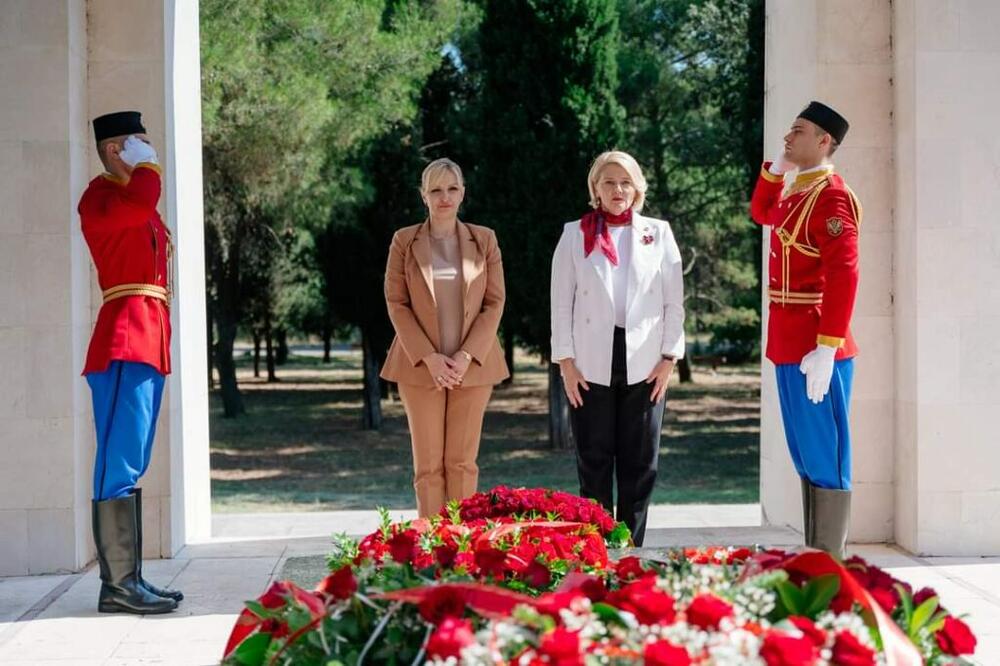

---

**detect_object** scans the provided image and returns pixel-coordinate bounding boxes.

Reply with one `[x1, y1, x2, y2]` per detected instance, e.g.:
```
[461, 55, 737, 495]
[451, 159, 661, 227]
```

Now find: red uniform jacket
[80, 164, 172, 375]
[750, 163, 862, 365]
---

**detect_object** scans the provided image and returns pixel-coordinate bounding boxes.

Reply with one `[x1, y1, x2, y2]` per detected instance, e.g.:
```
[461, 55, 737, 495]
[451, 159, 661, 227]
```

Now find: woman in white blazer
[550, 150, 685, 546]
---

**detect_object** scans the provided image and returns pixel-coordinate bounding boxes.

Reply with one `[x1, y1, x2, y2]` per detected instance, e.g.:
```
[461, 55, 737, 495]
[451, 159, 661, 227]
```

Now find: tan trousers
[397, 383, 493, 517]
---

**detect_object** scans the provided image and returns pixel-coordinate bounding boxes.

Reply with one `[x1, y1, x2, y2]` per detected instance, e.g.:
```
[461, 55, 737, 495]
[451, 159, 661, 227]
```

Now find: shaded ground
[210, 350, 760, 512]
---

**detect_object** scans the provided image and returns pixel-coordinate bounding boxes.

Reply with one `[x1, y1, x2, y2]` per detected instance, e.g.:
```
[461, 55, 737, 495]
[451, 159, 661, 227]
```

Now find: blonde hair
[420, 157, 464, 194]
[587, 150, 648, 213]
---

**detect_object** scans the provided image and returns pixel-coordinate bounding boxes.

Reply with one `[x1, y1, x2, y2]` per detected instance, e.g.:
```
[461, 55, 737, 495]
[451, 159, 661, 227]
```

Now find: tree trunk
[360, 327, 383, 430]
[322, 326, 332, 363]
[214, 232, 245, 418]
[276, 329, 289, 365]
[206, 303, 215, 391]
[548, 363, 574, 450]
[252, 331, 261, 378]
[215, 317, 245, 417]
[501, 327, 515, 387]
[678, 356, 692, 383]
[265, 323, 277, 382]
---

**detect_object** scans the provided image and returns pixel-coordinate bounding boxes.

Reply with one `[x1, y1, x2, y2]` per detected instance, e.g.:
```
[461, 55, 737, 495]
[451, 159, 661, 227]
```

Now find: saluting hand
[645, 357, 676, 403]
[119, 135, 158, 166]
[769, 146, 794, 176]
[559, 358, 589, 408]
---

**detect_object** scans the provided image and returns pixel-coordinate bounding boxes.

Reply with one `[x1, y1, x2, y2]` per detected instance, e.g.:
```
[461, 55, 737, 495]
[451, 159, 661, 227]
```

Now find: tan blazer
[381, 221, 510, 387]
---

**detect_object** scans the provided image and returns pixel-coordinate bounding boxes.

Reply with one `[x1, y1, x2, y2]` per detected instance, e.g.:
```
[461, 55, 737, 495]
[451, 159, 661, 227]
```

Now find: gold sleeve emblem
[826, 217, 844, 237]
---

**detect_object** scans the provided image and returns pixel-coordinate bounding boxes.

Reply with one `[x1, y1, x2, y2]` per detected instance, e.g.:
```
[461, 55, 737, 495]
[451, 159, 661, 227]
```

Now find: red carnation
[453, 550, 477, 573]
[912, 586, 938, 607]
[935, 616, 977, 656]
[787, 616, 826, 647]
[434, 543, 458, 568]
[578, 576, 607, 602]
[425, 617, 476, 659]
[615, 556, 651, 580]
[522, 560, 552, 588]
[387, 529, 418, 564]
[315, 565, 356, 601]
[829, 587, 855, 614]
[608, 578, 676, 625]
[418, 586, 467, 624]
[506, 543, 539, 574]
[868, 586, 897, 614]
[728, 547, 753, 563]
[474, 544, 507, 578]
[831, 631, 876, 666]
[539, 627, 582, 666]
[685, 594, 734, 630]
[644, 639, 691, 665]
[759, 632, 817, 666]
[535, 591, 585, 618]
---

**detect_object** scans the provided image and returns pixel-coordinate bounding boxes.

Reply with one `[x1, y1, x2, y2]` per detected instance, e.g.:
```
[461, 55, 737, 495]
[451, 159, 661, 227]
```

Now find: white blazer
[550, 213, 685, 386]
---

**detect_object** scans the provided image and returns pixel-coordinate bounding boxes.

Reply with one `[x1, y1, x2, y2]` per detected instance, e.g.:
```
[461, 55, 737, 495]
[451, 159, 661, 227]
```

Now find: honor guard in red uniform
[81, 111, 181, 614]
[750, 101, 862, 559]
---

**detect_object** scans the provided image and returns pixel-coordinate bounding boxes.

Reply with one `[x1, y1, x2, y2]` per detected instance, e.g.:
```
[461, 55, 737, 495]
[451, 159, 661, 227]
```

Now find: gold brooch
[826, 217, 844, 237]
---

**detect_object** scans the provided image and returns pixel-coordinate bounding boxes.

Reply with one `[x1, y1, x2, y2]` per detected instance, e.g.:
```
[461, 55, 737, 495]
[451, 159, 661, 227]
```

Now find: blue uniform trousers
[775, 359, 854, 490]
[86, 361, 165, 501]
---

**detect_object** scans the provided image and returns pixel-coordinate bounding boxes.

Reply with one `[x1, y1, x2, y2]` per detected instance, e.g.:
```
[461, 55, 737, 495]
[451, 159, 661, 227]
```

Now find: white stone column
[893, 0, 1000, 556]
[760, 0, 895, 542]
[164, 0, 212, 551]
[0, 0, 92, 576]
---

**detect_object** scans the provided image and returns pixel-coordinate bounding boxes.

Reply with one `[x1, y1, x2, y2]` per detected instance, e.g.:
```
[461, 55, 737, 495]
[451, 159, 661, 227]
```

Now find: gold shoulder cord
[845, 183, 863, 228]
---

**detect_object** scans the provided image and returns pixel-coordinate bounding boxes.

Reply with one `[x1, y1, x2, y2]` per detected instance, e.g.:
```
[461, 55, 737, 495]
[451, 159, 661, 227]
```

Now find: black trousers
[569, 327, 666, 546]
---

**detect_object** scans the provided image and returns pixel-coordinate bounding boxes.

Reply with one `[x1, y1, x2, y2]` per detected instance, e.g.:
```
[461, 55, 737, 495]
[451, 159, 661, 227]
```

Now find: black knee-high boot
[800, 477, 813, 545]
[133, 489, 183, 602]
[92, 494, 177, 614]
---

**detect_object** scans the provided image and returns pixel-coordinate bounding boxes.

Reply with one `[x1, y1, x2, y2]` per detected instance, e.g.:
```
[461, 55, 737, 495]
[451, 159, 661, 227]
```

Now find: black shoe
[133, 489, 184, 602]
[808, 482, 851, 560]
[93, 495, 177, 614]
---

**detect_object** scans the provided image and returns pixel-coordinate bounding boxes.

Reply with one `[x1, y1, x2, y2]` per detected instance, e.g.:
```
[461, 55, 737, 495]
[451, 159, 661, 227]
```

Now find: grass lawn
[210, 349, 760, 512]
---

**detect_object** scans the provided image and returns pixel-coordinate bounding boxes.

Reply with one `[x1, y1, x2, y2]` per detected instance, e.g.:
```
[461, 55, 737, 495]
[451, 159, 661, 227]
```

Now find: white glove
[768, 146, 793, 176]
[799, 344, 838, 404]
[119, 135, 158, 166]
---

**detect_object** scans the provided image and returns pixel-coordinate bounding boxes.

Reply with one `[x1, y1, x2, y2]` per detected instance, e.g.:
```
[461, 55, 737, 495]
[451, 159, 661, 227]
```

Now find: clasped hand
[423, 351, 471, 390]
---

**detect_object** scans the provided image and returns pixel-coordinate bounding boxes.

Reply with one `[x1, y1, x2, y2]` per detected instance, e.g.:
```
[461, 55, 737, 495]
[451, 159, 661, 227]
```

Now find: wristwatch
[458, 350, 473, 362]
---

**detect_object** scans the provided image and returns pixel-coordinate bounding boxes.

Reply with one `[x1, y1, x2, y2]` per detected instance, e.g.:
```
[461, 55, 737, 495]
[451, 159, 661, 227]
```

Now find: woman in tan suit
[381, 158, 509, 517]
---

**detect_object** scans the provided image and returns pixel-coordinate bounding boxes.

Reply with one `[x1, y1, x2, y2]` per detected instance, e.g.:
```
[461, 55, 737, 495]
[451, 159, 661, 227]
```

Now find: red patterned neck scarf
[581, 207, 632, 266]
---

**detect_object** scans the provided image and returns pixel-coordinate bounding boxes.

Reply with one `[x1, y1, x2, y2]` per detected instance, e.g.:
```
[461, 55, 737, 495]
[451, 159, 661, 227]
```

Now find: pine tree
[476, 0, 625, 448]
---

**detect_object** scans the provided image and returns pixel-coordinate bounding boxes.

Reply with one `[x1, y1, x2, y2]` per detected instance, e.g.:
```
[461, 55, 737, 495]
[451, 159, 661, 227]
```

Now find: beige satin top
[430, 234, 463, 356]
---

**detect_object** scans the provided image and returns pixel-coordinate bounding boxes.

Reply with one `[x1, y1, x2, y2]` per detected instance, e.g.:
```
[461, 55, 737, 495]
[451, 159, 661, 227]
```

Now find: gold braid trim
[774, 180, 829, 304]
[102, 283, 169, 304]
